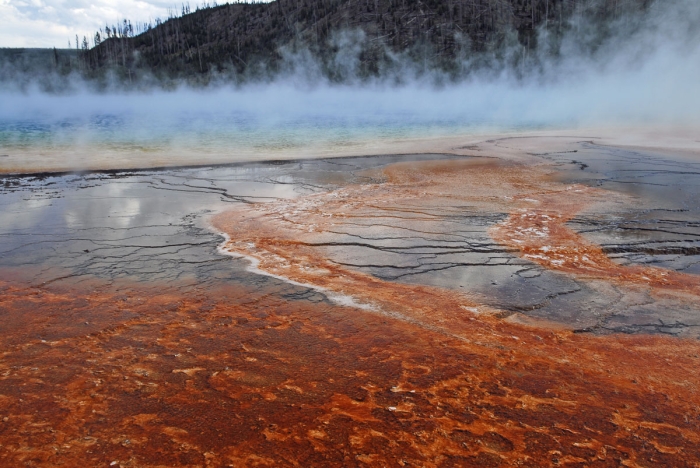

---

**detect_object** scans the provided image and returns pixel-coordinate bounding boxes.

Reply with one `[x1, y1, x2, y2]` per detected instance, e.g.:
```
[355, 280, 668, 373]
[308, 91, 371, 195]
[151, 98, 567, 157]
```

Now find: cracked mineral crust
[2, 136, 700, 466]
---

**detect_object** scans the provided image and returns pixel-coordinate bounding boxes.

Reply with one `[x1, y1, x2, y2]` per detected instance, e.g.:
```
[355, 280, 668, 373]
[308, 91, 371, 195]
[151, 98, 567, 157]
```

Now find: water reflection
[0, 159, 369, 284]
[0, 146, 698, 335]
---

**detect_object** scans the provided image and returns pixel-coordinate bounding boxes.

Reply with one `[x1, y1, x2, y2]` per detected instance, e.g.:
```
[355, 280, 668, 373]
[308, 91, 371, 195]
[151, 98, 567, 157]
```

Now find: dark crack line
[296, 240, 510, 254]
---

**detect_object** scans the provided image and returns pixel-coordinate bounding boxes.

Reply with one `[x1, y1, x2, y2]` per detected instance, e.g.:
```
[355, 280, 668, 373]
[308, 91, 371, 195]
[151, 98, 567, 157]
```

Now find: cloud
[0, 0, 174, 47]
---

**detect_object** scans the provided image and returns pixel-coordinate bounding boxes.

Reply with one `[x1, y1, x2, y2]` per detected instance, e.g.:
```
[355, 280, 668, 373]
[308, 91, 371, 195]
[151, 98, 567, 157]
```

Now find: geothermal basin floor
[1, 137, 700, 466]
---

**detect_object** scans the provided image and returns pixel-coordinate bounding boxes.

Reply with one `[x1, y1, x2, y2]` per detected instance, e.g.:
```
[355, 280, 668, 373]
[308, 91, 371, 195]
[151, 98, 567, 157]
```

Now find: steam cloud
[0, 0, 698, 167]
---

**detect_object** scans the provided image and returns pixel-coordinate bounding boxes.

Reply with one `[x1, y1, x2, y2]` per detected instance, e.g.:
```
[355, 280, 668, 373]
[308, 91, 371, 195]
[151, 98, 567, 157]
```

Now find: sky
[0, 0, 182, 48]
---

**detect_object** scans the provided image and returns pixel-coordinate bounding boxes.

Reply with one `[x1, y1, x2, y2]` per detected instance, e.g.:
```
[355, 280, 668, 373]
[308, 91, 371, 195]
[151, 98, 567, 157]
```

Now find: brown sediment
[2, 271, 700, 467]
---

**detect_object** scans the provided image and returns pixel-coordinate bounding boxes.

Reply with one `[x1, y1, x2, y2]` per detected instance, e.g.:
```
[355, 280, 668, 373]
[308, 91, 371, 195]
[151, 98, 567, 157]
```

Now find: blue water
[0, 110, 523, 155]
[0, 86, 567, 164]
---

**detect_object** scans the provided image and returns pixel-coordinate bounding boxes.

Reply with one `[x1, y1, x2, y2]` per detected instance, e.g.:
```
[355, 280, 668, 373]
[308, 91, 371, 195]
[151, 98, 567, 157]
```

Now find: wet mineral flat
[1, 138, 700, 466]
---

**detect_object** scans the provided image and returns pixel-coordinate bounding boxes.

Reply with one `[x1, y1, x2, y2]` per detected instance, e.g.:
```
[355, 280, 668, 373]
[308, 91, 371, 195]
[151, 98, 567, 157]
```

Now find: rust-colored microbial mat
[2, 156, 700, 467]
[490, 185, 700, 297]
[2, 275, 700, 467]
[213, 158, 700, 318]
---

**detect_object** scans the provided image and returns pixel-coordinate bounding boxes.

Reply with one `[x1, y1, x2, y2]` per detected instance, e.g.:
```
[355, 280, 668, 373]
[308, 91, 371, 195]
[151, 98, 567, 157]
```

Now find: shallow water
[0, 154, 459, 286]
[552, 142, 700, 275]
[1, 143, 698, 333]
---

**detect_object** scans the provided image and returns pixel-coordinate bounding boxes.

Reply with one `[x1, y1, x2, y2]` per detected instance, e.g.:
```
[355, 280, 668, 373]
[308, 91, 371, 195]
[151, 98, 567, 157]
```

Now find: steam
[0, 0, 699, 171]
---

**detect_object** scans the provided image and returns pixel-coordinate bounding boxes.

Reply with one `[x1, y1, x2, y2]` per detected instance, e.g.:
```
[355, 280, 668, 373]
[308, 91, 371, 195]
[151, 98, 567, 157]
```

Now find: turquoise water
[0, 112, 509, 153]
[1, 72, 696, 166]
[0, 85, 573, 163]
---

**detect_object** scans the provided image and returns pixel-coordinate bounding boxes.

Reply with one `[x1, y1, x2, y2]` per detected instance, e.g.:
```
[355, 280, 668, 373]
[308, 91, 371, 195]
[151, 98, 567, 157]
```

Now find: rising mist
[0, 0, 698, 172]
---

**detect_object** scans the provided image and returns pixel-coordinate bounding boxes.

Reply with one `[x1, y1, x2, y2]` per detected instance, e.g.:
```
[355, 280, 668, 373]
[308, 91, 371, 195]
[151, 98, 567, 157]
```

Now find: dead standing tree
[82, 0, 649, 83]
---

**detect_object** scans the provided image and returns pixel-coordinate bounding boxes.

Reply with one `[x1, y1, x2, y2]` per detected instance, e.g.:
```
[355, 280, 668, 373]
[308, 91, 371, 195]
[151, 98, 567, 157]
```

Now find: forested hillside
[1, 0, 653, 89]
[78, 0, 650, 84]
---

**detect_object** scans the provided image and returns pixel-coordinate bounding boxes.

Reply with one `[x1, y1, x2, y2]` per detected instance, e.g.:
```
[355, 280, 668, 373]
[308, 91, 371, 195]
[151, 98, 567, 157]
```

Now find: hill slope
[84, 0, 649, 84]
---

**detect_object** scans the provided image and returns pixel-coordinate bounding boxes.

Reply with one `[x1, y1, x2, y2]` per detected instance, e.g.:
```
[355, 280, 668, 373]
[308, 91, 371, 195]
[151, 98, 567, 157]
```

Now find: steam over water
[0, 88, 510, 159]
[2, 0, 700, 172]
[2, 71, 699, 172]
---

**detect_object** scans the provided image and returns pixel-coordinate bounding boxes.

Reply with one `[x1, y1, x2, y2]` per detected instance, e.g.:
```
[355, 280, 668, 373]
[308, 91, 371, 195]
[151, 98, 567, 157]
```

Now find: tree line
[71, 0, 651, 85]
